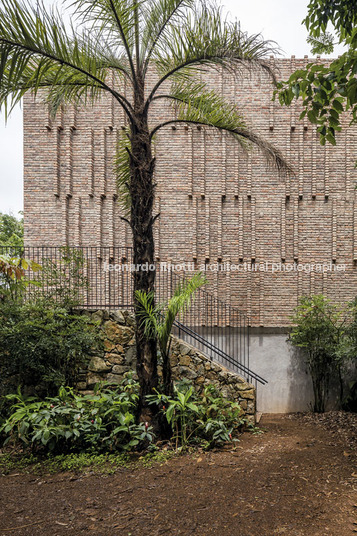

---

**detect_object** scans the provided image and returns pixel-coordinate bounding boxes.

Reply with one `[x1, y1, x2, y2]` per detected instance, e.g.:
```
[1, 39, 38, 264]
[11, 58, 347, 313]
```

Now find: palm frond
[150, 82, 293, 175]
[71, 0, 138, 76]
[159, 272, 206, 354]
[136, 272, 206, 358]
[148, 1, 279, 101]
[135, 289, 162, 341]
[0, 0, 129, 117]
[141, 0, 195, 70]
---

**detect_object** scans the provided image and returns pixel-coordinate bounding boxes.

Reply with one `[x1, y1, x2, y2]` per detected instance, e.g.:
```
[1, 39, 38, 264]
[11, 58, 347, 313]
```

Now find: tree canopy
[276, 0, 357, 153]
[0, 212, 23, 247]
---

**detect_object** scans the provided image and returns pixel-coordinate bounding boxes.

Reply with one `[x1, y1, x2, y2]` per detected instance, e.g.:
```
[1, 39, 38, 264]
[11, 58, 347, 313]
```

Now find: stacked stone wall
[78, 309, 256, 423]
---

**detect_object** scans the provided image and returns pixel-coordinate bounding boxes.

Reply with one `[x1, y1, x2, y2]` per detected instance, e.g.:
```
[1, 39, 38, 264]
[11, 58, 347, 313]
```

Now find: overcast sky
[0, 0, 346, 216]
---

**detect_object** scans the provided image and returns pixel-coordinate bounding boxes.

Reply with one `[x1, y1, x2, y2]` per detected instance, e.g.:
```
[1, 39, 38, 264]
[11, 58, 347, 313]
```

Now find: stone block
[104, 322, 133, 344]
[110, 310, 126, 325]
[112, 365, 130, 375]
[105, 353, 125, 365]
[239, 389, 255, 400]
[105, 373, 122, 384]
[177, 366, 198, 380]
[88, 356, 112, 373]
[179, 355, 191, 367]
[87, 372, 105, 388]
[125, 345, 137, 367]
[179, 342, 194, 356]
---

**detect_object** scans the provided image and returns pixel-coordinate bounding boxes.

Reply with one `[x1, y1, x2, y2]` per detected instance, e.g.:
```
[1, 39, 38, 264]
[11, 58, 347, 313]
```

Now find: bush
[1, 374, 153, 453]
[0, 299, 102, 398]
[147, 380, 245, 449]
[289, 295, 343, 413]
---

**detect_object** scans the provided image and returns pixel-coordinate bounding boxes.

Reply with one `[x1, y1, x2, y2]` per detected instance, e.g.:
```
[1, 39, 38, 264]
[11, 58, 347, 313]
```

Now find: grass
[0, 448, 177, 476]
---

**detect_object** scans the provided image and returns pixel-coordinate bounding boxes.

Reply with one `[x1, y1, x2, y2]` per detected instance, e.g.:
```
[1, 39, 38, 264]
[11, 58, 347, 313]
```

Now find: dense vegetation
[0, 375, 246, 453]
[290, 295, 357, 413]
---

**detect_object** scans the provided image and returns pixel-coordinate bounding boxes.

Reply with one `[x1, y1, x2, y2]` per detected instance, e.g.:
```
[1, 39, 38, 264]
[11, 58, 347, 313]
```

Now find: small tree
[289, 295, 343, 413]
[136, 272, 206, 396]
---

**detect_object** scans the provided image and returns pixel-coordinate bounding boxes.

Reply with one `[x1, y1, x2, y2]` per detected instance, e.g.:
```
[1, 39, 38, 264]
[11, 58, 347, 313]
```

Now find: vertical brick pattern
[23, 59, 357, 326]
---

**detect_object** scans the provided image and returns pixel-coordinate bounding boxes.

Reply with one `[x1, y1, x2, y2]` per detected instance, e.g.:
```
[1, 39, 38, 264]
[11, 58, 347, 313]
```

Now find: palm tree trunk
[130, 90, 158, 420]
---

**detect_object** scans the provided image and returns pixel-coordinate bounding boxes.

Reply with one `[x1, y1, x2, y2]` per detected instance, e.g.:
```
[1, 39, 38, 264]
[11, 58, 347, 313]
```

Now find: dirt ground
[0, 413, 356, 536]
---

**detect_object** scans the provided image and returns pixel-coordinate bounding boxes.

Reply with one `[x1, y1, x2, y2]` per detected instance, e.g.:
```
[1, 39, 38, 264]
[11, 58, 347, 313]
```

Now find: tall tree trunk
[130, 80, 158, 421]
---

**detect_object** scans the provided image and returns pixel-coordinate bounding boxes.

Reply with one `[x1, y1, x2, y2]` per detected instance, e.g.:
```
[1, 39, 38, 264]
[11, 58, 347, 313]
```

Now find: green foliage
[147, 380, 245, 449]
[289, 295, 344, 412]
[0, 300, 102, 398]
[136, 272, 206, 361]
[136, 273, 206, 394]
[38, 247, 89, 308]
[0, 375, 154, 453]
[0, 448, 176, 475]
[304, 0, 357, 42]
[0, 253, 42, 301]
[275, 0, 357, 156]
[0, 212, 23, 247]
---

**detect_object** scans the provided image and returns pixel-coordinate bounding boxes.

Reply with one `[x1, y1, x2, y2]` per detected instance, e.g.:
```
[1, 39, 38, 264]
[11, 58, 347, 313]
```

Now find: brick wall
[23, 58, 357, 326]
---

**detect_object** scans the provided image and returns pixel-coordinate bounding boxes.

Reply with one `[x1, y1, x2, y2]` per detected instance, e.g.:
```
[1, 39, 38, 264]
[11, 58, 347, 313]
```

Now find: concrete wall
[248, 330, 314, 413]
[179, 327, 351, 413]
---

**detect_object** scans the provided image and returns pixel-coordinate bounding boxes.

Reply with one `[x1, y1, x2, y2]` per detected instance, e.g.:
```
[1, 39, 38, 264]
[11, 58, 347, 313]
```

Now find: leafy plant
[0, 253, 42, 301]
[147, 380, 244, 449]
[1, 374, 154, 453]
[289, 295, 344, 413]
[0, 212, 23, 247]
[0, 300, 102, 398]
[136, 273, 207, 395]
[275, 0, 357, 158]
[37, 247, 89, 308]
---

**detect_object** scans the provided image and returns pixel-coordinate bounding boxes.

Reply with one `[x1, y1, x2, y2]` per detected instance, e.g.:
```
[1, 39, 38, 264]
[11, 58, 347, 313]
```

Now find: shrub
[147, 380, 245, 449]
[0, 300, 102, 398]
[1, 374, 153, 453]
[289, 295, 344, 413]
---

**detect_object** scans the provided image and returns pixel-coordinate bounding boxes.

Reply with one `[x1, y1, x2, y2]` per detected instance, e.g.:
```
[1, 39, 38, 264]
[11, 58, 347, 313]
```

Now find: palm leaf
[0, 0, 130, 117]
[141, 0, 195, 70]
[136, 272, 207, 358]
[148, 1, 279, 100]
[71, 0, 138, 75]
[150, 81, 293, 175]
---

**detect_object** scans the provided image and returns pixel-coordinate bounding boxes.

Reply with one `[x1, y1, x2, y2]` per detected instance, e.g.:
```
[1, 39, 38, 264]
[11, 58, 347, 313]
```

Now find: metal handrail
[174, 320, 267, 385]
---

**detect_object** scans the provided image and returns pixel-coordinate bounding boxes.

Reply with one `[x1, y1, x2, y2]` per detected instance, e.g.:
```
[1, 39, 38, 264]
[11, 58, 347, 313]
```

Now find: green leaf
[307, 109, 318, 124]
[332, 99, 344, 113]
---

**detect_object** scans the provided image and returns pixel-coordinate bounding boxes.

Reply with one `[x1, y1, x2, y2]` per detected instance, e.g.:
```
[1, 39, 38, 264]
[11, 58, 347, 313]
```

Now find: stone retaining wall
[79, 310, 256, 422]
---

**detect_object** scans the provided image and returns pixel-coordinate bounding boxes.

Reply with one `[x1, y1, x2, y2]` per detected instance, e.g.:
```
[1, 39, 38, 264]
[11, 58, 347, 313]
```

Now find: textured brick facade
[23, 58, 357, 327]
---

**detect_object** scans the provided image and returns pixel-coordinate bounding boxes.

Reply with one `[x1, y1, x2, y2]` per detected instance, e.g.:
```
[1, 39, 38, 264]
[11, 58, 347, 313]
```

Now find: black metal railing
[0, 246, 267, 386]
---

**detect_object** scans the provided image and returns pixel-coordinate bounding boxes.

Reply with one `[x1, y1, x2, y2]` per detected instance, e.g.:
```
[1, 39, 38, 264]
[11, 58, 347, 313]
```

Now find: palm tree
[0, 0, 291, 419]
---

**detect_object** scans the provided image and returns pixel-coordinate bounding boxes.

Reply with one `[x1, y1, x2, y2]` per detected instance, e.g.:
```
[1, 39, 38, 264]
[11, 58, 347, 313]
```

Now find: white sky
[0, 0, 346, 216]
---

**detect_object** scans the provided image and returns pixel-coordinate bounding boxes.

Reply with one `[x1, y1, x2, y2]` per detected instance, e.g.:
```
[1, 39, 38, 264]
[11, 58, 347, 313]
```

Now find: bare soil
[0, 413, 356, 536]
